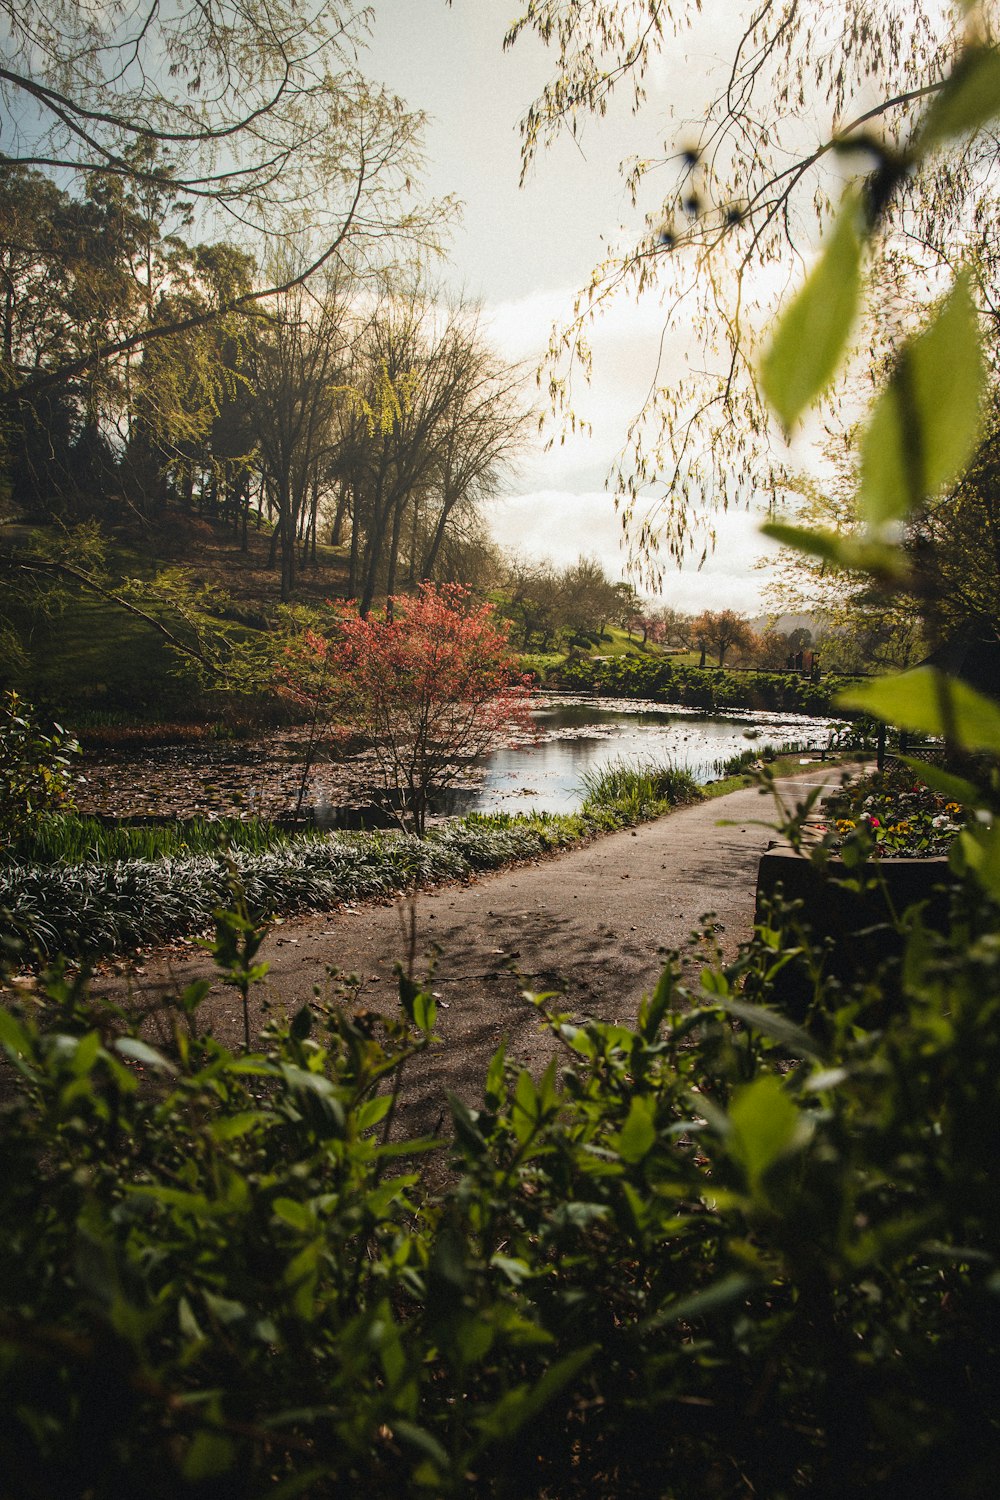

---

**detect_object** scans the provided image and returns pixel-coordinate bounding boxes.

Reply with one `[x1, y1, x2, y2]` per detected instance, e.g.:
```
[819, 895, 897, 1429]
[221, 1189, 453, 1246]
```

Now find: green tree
[500, 555, 563, 649]
[556, 554, 622, 639]
[0, 159, 260, 527]
[907, 388, 1000, 651]
[761, 465, 925, 672]
[1, 1, 445, 407]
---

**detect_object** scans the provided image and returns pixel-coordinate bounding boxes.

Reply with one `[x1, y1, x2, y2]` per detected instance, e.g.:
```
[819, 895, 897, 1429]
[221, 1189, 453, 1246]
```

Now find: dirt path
[99, 765, 850, 1135]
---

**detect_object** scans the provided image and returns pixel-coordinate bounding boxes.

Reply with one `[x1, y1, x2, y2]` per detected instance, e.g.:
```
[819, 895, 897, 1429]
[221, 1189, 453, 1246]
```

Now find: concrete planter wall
[755, 846, 952, 1017]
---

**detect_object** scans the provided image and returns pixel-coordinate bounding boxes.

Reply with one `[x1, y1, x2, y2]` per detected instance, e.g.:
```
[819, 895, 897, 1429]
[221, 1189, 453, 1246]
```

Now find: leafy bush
[0, 691, 80, 854]
[279, 585, 532, 833]
[0, 922, 447, 1498]
[3, 843, 1000, 1496]
[553, 654, 857, 715]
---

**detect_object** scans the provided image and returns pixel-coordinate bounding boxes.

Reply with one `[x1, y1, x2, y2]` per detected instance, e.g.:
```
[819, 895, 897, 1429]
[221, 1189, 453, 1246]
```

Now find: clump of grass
[712, 746, 765, 779]
[12, 814, 321, 865]
[580, 758, 702, 823]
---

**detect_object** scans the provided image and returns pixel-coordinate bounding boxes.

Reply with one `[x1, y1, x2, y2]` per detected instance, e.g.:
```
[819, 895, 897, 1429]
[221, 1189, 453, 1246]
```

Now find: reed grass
[580, 758, 702, 820]
[15, 814, 319, 866]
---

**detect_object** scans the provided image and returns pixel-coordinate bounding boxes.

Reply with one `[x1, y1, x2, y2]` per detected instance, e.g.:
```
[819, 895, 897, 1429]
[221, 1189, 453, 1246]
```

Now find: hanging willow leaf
[760, 197, 863, 432]
[859, 273, 982, 525]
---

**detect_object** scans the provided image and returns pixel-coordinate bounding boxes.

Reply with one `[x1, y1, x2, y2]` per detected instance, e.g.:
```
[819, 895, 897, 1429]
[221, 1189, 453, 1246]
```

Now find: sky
[363, 1, 784, 614]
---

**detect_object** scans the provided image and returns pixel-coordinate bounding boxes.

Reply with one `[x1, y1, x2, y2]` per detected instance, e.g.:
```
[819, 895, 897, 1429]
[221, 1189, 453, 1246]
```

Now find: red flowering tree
[286, 584, 532, 834]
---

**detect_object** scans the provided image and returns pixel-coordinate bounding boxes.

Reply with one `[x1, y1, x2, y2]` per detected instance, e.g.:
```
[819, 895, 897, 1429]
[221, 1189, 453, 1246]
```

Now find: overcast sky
[363, 1, 785, 613]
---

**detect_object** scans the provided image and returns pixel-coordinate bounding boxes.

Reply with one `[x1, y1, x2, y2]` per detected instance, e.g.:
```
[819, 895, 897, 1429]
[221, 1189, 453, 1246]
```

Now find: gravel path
[100, 765, 851, 1134]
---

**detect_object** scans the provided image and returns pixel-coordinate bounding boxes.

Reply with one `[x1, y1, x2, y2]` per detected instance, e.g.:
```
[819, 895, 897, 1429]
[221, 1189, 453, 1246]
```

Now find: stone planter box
[754, 846, 952, 1018]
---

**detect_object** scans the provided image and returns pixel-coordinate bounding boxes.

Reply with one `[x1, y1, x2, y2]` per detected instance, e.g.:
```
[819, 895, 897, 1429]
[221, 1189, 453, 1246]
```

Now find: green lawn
[5, 591, 203, 718]
[520, 625, 676, 677]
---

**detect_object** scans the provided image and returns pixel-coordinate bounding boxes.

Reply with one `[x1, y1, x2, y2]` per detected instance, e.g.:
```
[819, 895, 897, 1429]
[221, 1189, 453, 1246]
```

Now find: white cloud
[483, 280, 787, 615]
[487, 489, 782, 614]
[486, 279, 694, 500]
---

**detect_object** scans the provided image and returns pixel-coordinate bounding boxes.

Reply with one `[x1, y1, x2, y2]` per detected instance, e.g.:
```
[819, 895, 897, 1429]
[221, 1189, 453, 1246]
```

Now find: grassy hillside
[521, 625, 681, 680]
[2, 517, 353, 723]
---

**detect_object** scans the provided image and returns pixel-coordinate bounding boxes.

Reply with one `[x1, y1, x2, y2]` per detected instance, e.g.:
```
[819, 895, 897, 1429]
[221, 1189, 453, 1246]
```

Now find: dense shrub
[0, 691, 80, 854]
[553, 654, 856, 715]
[2, 843, 999, 1496]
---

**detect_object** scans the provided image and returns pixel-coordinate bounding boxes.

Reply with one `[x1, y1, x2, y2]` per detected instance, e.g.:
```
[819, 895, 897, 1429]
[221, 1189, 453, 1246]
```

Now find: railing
[875, 724, 944, 770]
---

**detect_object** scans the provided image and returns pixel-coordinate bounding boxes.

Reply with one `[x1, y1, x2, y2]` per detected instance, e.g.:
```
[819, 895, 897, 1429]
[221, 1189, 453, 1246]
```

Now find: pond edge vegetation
[2, 759, 709, 963]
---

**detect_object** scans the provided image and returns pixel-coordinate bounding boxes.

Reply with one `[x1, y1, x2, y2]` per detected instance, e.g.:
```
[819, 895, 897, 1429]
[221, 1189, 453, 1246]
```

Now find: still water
[460, 697, 840, 816]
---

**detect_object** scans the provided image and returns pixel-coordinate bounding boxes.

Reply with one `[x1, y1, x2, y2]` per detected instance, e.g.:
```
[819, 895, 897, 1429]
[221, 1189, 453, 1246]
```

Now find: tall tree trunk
[359, 489, 392, 618]
[309, 478, 319, 564]
[281, 520, 295, 601]
[384, 494, 405, 603]
[421, 500, 455, 581]
[348, 486, 361, 597]
[407, 492, 421, 582]
[331, 484, 348, 546]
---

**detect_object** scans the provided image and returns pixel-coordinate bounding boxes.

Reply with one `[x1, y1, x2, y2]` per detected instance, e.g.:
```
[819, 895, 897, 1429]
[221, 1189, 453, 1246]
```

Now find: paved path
[100, 766, 850, 1135]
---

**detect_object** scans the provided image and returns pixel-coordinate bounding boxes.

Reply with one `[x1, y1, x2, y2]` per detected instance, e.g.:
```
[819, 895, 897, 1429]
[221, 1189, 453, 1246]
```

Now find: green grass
[4, 590, 200, 718]
[587, 625, 661, 658]
[2, 758, 706, 961]
[11, 813, 322, 865]
[2, 521, 342, 721]
[700, 749, 863, 800]
[519, 627, 674, 679]
[580, 757, 702, 820]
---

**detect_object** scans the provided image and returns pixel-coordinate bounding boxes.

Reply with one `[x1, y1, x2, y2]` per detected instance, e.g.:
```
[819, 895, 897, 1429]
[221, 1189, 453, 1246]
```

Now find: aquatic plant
[579, 758, 702, 821]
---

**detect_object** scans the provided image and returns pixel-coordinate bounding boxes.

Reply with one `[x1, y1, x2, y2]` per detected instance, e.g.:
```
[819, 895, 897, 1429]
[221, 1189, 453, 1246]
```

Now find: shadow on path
[98, 765, 853, 1136]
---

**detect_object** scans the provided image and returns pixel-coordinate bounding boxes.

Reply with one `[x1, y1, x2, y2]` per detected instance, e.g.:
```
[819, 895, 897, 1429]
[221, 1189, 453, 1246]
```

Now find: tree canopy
[0, 1, 447, 403]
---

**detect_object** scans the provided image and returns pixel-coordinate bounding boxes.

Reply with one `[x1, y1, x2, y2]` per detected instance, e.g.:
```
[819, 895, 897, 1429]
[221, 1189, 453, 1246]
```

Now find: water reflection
[75, 695, 839, 826]
[464, 698, 837, 817]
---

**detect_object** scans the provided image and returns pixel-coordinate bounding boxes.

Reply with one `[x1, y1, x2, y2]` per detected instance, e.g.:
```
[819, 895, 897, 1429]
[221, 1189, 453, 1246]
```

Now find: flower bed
[755, 767, 967, 1018]
[817, 764, 965, 857]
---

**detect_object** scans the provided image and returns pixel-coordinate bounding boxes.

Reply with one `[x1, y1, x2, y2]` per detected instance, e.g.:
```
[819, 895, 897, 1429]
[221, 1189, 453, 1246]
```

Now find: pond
[75, 696, 842, 824]
[451, 696, 841, 817]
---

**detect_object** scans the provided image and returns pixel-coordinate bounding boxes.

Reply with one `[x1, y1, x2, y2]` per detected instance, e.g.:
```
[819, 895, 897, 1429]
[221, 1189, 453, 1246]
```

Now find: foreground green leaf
[760, 198, 862, 430]
[859, 273, 982, 525]
[920, 44, 1000, 148]
[838, 667, 1000, 752]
